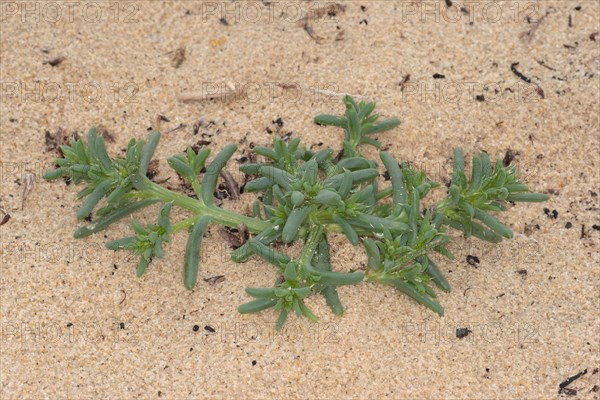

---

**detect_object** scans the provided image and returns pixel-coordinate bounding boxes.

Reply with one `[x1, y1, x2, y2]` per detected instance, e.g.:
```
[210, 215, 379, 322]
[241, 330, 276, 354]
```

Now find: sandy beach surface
[1, 1, 599, 398]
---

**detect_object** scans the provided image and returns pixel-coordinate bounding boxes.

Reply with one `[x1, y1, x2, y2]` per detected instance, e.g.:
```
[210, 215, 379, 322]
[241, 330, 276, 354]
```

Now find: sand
[1, 1, 599, 398]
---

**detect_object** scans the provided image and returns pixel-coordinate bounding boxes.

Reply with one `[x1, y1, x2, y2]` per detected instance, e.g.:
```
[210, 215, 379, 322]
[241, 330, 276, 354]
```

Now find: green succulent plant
[44, 96, 548, 329]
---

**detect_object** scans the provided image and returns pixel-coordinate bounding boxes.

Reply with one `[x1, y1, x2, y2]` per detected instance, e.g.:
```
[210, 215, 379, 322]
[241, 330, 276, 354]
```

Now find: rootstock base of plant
[44, 96, 548, 330]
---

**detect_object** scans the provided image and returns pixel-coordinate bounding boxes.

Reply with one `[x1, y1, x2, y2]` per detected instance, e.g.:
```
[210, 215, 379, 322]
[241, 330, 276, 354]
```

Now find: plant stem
[364, 266, 385, 282]
[298, 224, 324, 267]
[141, 178, 270, 233]
[171, 216, 199, 233]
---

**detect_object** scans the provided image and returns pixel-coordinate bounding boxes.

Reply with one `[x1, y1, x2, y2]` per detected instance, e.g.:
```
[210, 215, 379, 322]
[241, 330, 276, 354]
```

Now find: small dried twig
[192, 116, 206, 135]
[0, 208, 10, 227]
[44, 127, 65, 155]
[118, 290, 127, 305]
[520, 10, 552, 42]
[22, 173, 35, 210]
[298, 3, 346, 43]
[237, 223, 249, 243]
[537, 60, 558, 71]
[298, 3, 345, 25]
[178, 82, 240, 103]
[166, 123, 187, 134]
[203, 275, 225, 285]
[220, 170, 240, 200]
[275, 82, 365, 100]
[399, 74, 411, 91]
[303, 24, 323, 43]
[170, 46, 186, 68]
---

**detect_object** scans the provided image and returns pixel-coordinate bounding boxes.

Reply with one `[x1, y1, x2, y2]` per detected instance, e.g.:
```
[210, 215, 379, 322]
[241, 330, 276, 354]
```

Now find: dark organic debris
[203, 275, 225, 285]
[171, 46, 186, 69]
[543, 207, 558, 219]
[398, 74, 411, 91]
[238, 224, 249, 243]
[456, 327, 472, 338]
[146, 159, 160, 180]
[191, 140, 212, 152]
[559, 388, 577, 396]
[193, 116, 206, 135]
[43, 56, 65, 67]
[511, 62, 532, 84]
[273, 117, 284, 128]
[558, 369, 587, 395]
[215, 184, 230, 200]
[466, 255, 480, 266]
[94, 125, 115, 143]
[44, 127, 65, 155]
[219, 227, 244, 249]
[535, 85, 545, 99]
[433, 73, 445, 79]
[0, 210, 10, 226]
[219, 170, 240, 200]
[503, 149, 518, 166]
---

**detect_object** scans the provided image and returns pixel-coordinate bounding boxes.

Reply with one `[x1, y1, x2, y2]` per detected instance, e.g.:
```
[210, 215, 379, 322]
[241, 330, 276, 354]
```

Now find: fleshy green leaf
[281, 206, 310, 243]
[74, 200, 159, 238]
[183, 216, 211, 290]
[238, 299, 278, 314]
